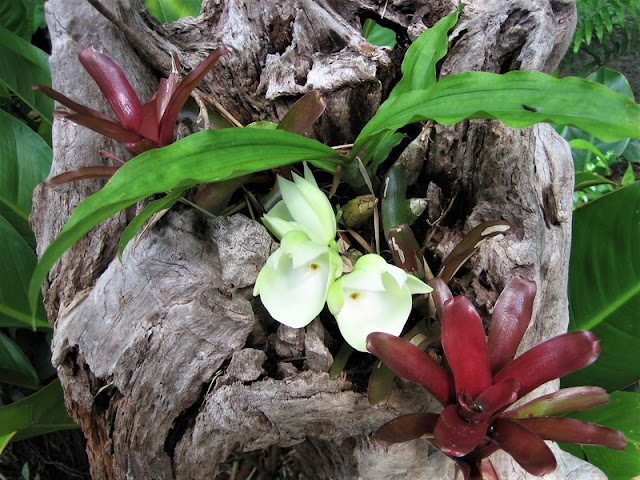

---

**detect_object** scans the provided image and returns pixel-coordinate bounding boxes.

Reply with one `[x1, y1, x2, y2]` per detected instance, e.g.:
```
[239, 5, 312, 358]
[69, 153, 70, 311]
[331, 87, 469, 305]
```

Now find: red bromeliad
[367, 276, 626, 479]
[34, 46, 227, 184]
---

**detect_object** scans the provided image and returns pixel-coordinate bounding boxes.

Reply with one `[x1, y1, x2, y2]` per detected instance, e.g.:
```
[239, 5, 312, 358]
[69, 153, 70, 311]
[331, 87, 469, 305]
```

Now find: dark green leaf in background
[0, 379, 77, 443]
[362, 18, 396, 48]
[0, 217, 49, 330]
[0, 108, 52, 246]
[29, 128, 344, 318]
[563, 182, 640, 391]
[0, 331, 40, 389]
[561, 392, 640, 480]
[0, 25, 52, 126]
[145, 0, 202, 23]
[574, 171, 616, 191]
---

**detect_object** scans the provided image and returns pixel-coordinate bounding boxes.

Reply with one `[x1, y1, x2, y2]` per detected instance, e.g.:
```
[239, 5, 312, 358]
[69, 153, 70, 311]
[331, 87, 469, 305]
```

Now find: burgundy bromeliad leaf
[503, 386, 610, 419]
[428, 277, 452, 322]
[441, 297, 492, 399]
[433, 404, 488, 457]
[366, 332, 454, 405]
[487, 276, 536, 373]
[372, 413, 439, 446]
[492, 331, 600, 399]
[47, 166, 122, 186]
[459, 379, 519, 422]
[277, 90, 327, 135]
[514, 417, 627, 450]
[489, 418, 557, 476]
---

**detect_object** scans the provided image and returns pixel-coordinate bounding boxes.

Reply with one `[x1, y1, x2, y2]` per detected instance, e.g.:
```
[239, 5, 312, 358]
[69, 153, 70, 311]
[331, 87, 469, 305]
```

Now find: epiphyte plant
[367, 276, 626, 479]
[253, 164, 432, 351]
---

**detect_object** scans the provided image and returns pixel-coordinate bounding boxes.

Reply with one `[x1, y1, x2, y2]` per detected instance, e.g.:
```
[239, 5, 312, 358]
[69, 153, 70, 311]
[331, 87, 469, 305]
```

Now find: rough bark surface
[33, 0, 606, 478]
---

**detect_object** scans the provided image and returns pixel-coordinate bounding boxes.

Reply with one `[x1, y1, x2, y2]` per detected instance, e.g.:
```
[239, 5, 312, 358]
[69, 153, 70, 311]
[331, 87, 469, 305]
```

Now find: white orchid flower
[254, 230, 342, 328]
[262, 163, 336, 245]
[326, 254, 432, 352]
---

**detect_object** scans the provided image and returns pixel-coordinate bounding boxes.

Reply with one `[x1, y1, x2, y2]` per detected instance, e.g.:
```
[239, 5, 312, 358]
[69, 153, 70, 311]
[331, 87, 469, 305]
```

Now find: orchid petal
[442, 297, 492, 399]
[158, 47, 228, 146]
[487, 276, 536, 373]
[78, 47, 143, 131]
[493, 331, 600, 399]
[253, 231, 338, 328]
[433, 404, 488, 457]
[262, 200, 298, 240]
[489, 418, 557, 476]
[372, 413, 439, 446]
[428, 277, 453, 321]
[514, 417, 626, 450]
[503, 386, 609, 419]
[366, 332, 454, 405]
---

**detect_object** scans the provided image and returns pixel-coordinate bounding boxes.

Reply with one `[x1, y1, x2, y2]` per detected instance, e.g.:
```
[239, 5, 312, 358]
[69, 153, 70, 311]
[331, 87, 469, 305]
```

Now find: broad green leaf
[145, 0, 202, 23]
[621, 163, 635, 185]
[354, 70, 640, 157]
[0, 331, 39, 389]
[362, 18, 396, 48]
[574, 171, 615, 191]
[0, 25, 52, 125]
[561, 392, 640, 480]
[29, 128, 343, 318]
[0, 379, 77, 442]
[0, 1, 30, 39]
[563, 182, 640, 391]
[0, 108, 52, 246]
[624, 140, 640, 163]
[0, 216, 49, 329]
[0, 431, 16, 455]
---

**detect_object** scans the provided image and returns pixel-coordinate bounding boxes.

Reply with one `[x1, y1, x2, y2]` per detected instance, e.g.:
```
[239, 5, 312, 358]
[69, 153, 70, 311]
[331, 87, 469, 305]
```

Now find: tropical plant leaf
[0, 379, 77, 442]
[0, 108, 52, 246]
[561, 391, 640, 480]
[574, 171, 616, 191]
[0, 25, 52, 125]
[353, 70, 640, 157]
[0, 216, 49, 329]
[362, 18, 396, 48]
[145, 0, 202, 23]
[29, 128, 343, 319]
[563, 182, 640, 391]
[0, 331, 40, 389]
[0, 432, 16, 456]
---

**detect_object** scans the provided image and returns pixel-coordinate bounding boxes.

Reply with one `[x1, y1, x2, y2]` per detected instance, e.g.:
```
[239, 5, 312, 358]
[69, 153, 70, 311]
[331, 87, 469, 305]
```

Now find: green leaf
[0, 331, 40, 389]
[0, 108, 52, 246]
[587, 67, 635, 101]
[0, 431, 16, 455]
[0, 25, 52, 125]
[0, 216, 49, 329]
[354, 71, 640, 157]
[574, 171, 616, 191]
[0, 1, 30, 39]
[29, 128, 343, 318]
[563, 182, 640, 391]
[561, 392, 640, 480]
[362, 18, 396, 48]
[145, 0, 202, 23]
[621, 163, 635, 186]
[0, 379, 77, 442]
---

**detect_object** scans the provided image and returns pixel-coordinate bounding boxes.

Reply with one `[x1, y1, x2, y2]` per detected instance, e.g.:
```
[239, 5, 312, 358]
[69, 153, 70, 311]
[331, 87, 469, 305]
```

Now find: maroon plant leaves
[459, 379, 519, 422]
[489, 418, 557, 476]
[487, 276, 536, 373]
[428, 277, 452, 322]
[493, 331, 601, 399]
[441, 297, 492, 399]
[366, 332, 454, 405]
[503, 386, 610, 419]
[515, 417, 627, 450]
[277, 90, 327, 135]
[47, 166, 122, 186]
[433, 404, 489, 457]
[372, 413, 439, 446]
[514, 417, 627, 450]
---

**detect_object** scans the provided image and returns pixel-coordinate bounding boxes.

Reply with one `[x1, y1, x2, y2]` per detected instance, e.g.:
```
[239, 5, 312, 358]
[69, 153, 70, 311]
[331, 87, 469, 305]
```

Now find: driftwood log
[32, 0, 606, 478]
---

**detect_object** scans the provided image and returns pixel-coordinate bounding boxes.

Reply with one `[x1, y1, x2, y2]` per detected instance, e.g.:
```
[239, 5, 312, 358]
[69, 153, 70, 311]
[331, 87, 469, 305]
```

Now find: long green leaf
[0, 379, 77, 442]
[0, 108, 52, 246]
[0, 331, 40, 389]
[0, 216, 49, 329]
[144, 0, 202, 22]
[0, 432, 16, 456]
[561, 392, 640, 480]
[0, 25, 52, 125]
[353, 70, 640, 155]
[562, 182, 640, 391]
[29, 128, 343, 318]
